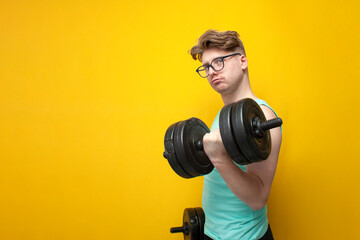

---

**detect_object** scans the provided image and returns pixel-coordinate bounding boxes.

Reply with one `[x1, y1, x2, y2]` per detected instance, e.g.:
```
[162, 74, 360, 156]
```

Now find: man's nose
[208, 66, 217, 77]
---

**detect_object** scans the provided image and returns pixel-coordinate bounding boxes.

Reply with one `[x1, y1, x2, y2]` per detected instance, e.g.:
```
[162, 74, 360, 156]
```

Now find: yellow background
[1, 0, 359, 239]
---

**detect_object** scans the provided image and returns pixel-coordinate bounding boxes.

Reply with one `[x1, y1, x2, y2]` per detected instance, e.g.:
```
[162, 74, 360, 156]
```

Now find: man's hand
[202, 129, 233, 166]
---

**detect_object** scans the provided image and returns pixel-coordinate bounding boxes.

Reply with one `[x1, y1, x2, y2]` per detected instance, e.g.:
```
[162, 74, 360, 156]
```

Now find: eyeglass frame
[196, 53, 242, 78]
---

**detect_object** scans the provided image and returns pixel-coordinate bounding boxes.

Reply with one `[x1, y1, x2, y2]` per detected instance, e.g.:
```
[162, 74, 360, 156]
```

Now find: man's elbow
[249, 199, 267, 211]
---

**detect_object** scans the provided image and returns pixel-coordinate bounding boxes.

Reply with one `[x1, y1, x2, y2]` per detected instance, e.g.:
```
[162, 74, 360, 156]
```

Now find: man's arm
[203, 105, 282, 211]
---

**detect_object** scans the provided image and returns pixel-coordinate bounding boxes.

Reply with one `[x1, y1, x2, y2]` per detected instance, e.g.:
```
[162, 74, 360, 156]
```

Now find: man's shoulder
[259, 105, 277, 120]
[253, 99, 278, 119]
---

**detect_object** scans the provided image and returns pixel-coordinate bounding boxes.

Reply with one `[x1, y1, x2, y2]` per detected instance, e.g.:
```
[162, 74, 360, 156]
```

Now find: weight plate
[164, 122, 193, 178]
[219, 103, 248, 165]
[194, 207, 205, 240]
[185, 118, 213, 175]
[184, 208, 200, 240]
[173, 120, 199, 177]
[174, 118, 213, 177]
[231, 99, 271, 162]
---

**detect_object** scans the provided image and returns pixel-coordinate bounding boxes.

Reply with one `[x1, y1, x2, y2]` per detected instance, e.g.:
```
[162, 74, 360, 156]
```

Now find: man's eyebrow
[203, 57, 218, 65]
[204, 53, 225, 64]
[201, 60, 210, 65]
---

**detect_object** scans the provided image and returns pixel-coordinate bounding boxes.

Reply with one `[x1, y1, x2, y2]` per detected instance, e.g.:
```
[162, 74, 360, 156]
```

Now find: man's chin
[212, 85, 228, 94]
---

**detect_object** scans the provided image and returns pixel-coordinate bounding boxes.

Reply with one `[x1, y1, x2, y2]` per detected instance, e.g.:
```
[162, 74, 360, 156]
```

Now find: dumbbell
[163, 98, 283, 178]
[170, 207, 205, 240]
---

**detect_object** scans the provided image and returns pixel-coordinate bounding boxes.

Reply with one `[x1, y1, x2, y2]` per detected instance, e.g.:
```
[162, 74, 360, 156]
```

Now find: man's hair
[190, 30, 246, 62]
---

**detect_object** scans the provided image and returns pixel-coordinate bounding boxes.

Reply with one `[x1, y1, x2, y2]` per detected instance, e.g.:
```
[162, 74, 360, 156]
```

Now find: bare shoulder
[259, 104, 282, 155]
[259, 104, 277, 120]
[245, 103, 282, 192]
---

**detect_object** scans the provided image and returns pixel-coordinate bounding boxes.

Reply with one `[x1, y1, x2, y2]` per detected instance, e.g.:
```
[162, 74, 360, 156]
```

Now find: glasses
[196, 53, 241, 78]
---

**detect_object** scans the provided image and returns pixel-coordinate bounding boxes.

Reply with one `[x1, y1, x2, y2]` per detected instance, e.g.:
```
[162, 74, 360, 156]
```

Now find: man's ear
[240, 55, 248, 70]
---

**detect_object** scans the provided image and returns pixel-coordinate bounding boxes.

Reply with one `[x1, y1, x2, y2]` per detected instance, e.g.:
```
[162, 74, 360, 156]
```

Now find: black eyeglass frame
[196, 53, 242, 78]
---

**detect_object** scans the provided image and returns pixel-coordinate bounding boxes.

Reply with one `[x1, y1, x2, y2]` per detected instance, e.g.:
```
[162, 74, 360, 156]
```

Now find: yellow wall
[0, 0, 359, 239]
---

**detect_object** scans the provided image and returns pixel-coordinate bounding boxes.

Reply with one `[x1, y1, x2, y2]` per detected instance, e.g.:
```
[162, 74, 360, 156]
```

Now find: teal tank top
[203, 99, 280, 240]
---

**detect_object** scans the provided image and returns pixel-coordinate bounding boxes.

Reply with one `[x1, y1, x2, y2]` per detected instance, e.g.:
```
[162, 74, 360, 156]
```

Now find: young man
[190, 30, 282, 240]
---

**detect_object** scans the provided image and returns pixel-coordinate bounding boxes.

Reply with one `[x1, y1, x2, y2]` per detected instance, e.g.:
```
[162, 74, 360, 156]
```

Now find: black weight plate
[184, 118, 213, 175]
[174, 120, 199, 178]
[194, 207, 205, 240]
[231, 99, 271, 162]
[184, 208, 200, 240]
[164, 122, 193, 178]
[219, 103, 248, 165]
[174, 118, 213, 177]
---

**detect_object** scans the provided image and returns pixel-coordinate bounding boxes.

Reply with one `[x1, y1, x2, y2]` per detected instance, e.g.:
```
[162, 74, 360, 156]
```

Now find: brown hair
[190, 30, 246, 62]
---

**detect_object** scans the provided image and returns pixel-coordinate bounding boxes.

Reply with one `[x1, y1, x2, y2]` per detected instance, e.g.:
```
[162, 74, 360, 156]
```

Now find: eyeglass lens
[198, 58, 224, 77]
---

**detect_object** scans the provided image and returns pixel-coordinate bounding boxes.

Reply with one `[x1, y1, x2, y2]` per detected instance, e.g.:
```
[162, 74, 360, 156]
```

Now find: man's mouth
[211, 78, 222, 84]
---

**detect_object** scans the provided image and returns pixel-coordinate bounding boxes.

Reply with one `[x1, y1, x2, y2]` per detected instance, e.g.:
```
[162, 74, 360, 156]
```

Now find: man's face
[201, 48, 246, 95]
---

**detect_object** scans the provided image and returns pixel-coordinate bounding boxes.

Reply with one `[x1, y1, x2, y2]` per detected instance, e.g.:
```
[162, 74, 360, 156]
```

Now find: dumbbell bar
[170, 207, 205, 240]
[163, 98, 283, 178]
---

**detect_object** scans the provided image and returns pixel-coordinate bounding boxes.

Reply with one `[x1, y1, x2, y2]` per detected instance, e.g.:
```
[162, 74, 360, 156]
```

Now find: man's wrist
[212, 155, 237, 169]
